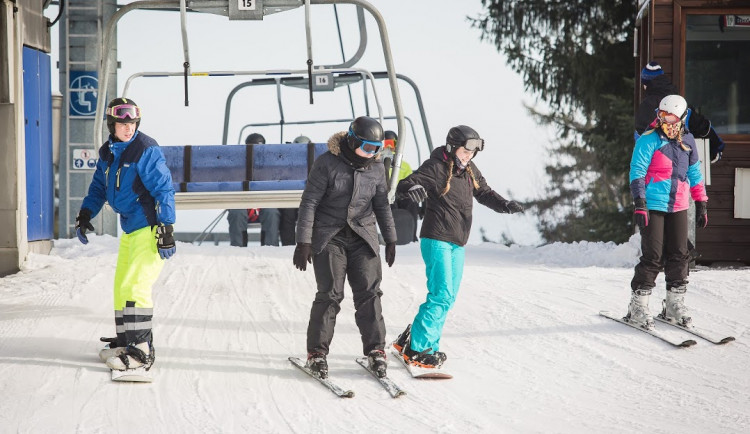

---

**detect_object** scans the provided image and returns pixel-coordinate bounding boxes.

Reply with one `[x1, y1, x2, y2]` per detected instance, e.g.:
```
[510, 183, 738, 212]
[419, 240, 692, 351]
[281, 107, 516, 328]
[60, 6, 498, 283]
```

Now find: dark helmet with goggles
[347, 116, 384, 155]
[445, 125, 484, 154]
[106, 97, 141, 135]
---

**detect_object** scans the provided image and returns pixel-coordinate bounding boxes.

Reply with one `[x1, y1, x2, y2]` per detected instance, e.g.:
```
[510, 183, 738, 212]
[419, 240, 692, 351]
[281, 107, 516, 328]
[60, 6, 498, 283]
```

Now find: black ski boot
[392, 324, 411, 354]
[306, 352, 328, 379]
[404, 346, 446, 369]
[367, 349, 387, 378]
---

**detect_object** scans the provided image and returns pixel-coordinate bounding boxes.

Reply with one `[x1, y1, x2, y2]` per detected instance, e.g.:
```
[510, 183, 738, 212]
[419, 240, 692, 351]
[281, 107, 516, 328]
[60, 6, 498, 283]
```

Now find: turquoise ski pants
[410, 238, 465, 353]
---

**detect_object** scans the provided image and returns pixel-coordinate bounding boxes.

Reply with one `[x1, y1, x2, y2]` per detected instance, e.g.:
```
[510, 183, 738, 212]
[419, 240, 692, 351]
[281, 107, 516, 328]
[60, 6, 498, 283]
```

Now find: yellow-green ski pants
[113, 226, 163, 346]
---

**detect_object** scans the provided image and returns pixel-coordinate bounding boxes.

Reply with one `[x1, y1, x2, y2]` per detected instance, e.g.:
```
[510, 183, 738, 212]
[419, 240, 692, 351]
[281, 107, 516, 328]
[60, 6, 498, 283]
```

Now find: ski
[389, 348, 453, 379]
[355, 357, 407, 398]
[599, 311, 697, 348]
[655, 315, 735, 345]
[288, 357, 354, 398]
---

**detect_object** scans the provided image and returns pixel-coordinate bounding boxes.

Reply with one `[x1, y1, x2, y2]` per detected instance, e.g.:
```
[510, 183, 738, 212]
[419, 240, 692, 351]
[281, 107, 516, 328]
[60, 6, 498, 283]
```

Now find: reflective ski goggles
[462, 138, 485, 152]
[348, 130, 382, 155]
[657, 110, 682, 125]
[383, 138, 397, 150]
[107, 104, 141, 120]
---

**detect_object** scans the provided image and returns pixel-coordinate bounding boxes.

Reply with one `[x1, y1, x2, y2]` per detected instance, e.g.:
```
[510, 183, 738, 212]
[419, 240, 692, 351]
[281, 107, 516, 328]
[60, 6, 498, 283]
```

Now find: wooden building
[635, 0, 750, 264]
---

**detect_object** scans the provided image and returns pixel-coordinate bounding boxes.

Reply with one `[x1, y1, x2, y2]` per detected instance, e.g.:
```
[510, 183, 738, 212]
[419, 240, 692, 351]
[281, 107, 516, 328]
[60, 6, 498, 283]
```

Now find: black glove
[504, 200, 524, 214]
[75, 209, 95, 245]
[405, 185, 428, 203]
[293, 243, 312, 271]
[634, 198, 648, 231]
[385, 242, 396, 267]
[156, 224, 176, 259]
[695, 201, 708, 228]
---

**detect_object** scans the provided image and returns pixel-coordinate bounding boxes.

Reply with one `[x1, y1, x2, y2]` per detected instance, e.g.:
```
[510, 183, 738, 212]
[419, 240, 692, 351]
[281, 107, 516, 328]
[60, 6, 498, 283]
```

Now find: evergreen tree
[472, 1, 637, 243]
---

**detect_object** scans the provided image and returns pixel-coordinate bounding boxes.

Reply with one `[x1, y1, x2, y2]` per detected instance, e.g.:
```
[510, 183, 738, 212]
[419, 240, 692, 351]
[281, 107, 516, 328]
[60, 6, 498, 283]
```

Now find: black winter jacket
[635, 75, 678, 135]
[296, 131, 397, 255]
[396, 146, 511, 247]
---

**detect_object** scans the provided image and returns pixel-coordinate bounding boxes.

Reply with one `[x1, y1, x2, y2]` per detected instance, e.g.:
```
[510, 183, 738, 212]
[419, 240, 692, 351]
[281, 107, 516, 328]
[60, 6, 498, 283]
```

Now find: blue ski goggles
[348, 129, 382, 155]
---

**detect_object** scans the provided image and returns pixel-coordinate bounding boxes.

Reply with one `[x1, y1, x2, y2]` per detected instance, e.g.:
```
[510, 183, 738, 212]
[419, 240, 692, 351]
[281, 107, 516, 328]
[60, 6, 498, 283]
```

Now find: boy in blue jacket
[76, 97, 176, 372]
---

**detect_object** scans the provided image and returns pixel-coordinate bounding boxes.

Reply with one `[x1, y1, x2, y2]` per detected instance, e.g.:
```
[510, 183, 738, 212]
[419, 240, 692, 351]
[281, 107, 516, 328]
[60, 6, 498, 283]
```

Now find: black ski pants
[306, 226, 386, 356]
[631, 210, 689, 292]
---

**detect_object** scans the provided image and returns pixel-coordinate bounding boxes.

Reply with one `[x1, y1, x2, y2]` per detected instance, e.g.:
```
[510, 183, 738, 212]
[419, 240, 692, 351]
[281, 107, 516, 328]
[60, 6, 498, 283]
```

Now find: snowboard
[111, 367, 154, 382]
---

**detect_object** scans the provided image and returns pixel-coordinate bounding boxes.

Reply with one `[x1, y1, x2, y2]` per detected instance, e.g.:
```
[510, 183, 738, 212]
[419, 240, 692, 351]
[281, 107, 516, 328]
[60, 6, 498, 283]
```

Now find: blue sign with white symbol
[69, 71, 99, 116]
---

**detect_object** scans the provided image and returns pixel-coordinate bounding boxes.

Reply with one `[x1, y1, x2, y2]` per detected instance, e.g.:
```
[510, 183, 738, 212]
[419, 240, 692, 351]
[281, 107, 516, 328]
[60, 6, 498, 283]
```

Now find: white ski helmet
[658, 94, 688, 122]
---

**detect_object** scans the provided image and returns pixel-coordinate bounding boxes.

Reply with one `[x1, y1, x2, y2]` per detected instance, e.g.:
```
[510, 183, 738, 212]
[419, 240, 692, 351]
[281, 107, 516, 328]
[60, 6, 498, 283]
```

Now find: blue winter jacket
[81, 131, 176, 234]
[629, 128, 707, 213]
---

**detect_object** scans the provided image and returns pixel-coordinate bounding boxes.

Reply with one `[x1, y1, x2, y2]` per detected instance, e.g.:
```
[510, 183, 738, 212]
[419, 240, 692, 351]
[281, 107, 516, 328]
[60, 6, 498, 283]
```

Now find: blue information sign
[69, 71, 99, 116]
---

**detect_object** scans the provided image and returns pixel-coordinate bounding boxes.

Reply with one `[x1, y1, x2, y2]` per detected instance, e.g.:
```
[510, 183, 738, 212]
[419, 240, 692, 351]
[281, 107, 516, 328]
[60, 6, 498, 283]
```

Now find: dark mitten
[695, 201, 708, 228]
[405, 185, 428, 203]
[156, 224, 176, 259]
[707, 128, 724, 162]
[293, 243, 312, 271]
[75, 209, 95, 244]
[634, 198, 648, 231]
[385, 242, 396, 267]
[505, 200, 524, 214]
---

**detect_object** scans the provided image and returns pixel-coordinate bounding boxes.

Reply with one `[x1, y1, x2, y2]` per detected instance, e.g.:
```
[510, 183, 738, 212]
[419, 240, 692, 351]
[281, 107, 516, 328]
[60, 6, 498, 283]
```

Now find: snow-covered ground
[1, 236, 748, 433]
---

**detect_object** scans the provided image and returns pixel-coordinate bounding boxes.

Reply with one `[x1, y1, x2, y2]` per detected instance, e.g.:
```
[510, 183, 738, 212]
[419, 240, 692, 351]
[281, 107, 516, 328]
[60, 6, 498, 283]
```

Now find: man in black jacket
[293, 116, 397, 379]
[635, 61, 725, 162]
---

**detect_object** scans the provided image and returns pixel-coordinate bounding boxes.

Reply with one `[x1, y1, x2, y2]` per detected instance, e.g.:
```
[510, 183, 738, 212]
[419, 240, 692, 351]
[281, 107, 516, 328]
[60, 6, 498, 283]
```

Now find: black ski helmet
[445, 125, 483, 154]
[347, 116, 384, 150]
[106, 97, 141, 135]
[384, 130, 398, 141]
[245, 133, 266, 145]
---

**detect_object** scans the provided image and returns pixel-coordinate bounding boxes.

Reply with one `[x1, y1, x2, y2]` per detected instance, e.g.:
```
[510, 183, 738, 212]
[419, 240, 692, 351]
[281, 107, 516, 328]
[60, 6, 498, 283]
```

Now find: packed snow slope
[1, 236, 748, 433]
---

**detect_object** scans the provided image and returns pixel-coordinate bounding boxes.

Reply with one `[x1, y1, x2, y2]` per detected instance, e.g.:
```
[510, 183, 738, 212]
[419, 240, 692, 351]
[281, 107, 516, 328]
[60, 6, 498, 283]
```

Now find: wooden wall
[638, 0, 750, 264]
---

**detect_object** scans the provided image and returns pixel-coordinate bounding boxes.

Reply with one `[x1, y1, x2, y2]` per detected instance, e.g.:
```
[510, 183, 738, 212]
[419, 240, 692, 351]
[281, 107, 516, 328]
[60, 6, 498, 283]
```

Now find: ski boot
[98, 337, 126, 362]
[661, 284, 692, 327]
[306, 352, 328, 379]
[367, 349, 387, 378]
[625, 287, 655, 330]
[106, 341, 155, 371]
[403, 346, 447, 369]
[392, 324, 411, 354]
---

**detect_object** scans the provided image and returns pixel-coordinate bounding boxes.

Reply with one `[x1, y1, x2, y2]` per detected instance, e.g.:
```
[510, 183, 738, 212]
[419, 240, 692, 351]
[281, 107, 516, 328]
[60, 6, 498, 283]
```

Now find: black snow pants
[306, 225, 386, 356]
[631, 210, 689, 292]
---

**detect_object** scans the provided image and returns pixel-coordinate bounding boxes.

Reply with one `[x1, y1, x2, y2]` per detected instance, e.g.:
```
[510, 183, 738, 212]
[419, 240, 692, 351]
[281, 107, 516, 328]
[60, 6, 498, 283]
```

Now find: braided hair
[440, 159, 481, 197]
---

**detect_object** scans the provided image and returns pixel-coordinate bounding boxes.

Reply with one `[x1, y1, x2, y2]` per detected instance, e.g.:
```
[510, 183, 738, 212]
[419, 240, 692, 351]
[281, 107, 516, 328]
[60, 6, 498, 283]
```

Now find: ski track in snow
[0, 236, 749, 433]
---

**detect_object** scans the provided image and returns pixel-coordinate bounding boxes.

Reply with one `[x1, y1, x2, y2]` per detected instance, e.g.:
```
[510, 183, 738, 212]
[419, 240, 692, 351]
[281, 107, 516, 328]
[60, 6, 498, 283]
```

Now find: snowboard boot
[367, 349, 388, 378]
[106, 341, 155, 371]
[392, 324, 411, 354]
[403, 346, 446, 369]
[306, 352, 328, 379]
[661, 284, 692, 327]
[625, 287, 655, 330]
[98, 337, 126, 362]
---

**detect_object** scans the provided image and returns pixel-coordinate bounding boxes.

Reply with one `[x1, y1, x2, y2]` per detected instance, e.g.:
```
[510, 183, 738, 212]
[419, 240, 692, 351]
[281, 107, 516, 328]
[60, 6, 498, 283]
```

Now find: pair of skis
[599, 311, 735, 347]
[288, 356, 406, 398]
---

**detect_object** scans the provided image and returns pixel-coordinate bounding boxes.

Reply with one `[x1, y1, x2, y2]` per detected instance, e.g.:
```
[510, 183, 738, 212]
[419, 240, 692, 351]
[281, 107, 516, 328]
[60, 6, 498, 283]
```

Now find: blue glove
[75, 209, 95, 244]
[156, 224, 176, 260]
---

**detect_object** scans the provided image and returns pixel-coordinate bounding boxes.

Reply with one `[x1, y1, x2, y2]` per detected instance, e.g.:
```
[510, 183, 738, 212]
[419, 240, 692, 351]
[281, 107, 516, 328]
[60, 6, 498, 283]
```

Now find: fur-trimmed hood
[327, 131, 381, 161]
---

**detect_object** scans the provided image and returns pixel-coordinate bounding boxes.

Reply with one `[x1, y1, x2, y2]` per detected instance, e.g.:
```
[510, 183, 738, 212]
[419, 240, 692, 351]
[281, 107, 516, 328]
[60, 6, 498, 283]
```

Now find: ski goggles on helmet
[107, 104, 141, 121]
[462, 138, 485, 152]
[657, 110, 682, 125]
[383, 138, 397, 150]
[348, 129, 382, 155]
